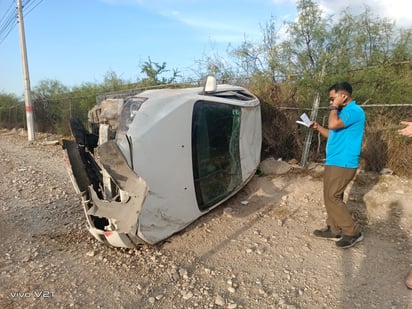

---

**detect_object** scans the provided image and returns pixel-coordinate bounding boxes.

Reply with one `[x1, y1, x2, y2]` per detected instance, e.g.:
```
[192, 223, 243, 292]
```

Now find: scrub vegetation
[0, 0, 411, 174]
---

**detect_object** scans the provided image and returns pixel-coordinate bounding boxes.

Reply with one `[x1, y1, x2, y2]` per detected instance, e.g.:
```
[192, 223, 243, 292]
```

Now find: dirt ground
[0, 129, 411, 309]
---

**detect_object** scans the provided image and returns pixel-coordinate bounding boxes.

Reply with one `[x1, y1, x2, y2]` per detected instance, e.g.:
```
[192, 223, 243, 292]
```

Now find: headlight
[116, 97, 147, 139]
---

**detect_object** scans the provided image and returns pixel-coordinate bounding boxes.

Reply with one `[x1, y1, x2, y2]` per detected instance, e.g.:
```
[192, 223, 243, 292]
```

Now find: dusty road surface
[0, 129, 411, 309]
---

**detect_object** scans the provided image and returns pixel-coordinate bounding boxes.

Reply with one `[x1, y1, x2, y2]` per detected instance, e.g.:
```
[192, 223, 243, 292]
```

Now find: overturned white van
[63, 77, 261, 248]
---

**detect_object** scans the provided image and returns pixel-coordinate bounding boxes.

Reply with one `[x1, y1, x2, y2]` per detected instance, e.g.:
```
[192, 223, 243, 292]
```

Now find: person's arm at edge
[398, 121, 412, 137]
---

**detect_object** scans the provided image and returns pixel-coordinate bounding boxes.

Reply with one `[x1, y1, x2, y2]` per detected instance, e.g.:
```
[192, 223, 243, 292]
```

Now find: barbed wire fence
[0, 104, 26, 129]
[1, 89, 411, 132]
[0, 85, 411, 175]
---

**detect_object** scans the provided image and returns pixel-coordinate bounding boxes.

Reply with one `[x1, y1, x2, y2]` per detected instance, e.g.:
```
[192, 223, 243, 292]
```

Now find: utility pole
[17, 0, 35, 141]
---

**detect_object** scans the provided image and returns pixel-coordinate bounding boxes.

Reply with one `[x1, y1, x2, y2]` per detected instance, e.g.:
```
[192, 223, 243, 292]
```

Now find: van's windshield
[191, 101, 242, 210]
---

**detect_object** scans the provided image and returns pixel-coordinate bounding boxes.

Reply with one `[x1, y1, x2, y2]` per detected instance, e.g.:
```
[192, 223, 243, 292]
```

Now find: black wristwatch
[329, 105, 339, 110]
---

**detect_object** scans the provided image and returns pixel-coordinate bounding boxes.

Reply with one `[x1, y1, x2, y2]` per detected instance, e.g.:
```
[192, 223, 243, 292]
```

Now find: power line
[0, 1, 17, 44]
[0, 0, 44, 44]
[23, 0, 43, 16]
[0, 1, 14, 26]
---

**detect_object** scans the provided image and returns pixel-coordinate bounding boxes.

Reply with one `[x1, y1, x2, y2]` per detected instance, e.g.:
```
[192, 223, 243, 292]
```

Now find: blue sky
[0, 0, 410, 97]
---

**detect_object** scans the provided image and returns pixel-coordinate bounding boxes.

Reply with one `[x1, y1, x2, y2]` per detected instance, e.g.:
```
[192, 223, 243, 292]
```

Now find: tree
[286, 0, 329, 74]
[140, 57, 180, 86]
[103, 70, 128, 91]
[30, 80, 70, 133]
[32, 79, 69, 99]
[0, 92, 23, 128]
[0, 92, 20, 108]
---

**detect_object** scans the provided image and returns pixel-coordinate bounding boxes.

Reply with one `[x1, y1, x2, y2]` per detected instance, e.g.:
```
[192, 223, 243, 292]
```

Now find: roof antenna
[203, 75, 217, 94]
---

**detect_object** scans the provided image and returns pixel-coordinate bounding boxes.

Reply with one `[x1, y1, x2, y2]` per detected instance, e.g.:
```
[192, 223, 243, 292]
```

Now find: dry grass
[361, 110, 412, 176]
[260, 99, 412, 176]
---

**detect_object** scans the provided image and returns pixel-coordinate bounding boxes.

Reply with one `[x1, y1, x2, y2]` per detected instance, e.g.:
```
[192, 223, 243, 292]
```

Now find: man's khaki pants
[324, 165, 359, 236]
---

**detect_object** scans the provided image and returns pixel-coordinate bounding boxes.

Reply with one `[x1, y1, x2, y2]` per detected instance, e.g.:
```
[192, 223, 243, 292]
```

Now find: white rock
[86, 251, 96, 257]
[182, 291, 193, 300]
[179, 268, 188, 277]
[380, 168, 393, 175]
[215, 294, 225, 306]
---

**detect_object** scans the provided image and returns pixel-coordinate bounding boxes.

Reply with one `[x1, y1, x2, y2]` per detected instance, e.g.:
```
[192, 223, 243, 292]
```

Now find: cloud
[100, 0, 262, 43]
[318, 0, 412, 27]
[159, 9, 251, 35]
[271, 0, 295, 5]
[154, 4, 262, 44]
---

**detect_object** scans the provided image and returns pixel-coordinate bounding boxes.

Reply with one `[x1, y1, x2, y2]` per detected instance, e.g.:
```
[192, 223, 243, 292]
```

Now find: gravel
[0, 129, 411, 308]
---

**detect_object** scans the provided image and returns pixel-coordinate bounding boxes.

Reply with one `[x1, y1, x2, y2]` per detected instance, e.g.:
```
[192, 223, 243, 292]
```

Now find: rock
[288, 159, 299, 165]
[86, 251, 96, 257]
[380, 168, 394, 175]
[215, 294, 225, 306]
[223, 207, 234, 217]
[182, 291, 193, 300]
[42, 140, 59, 146]
[306, 162, 325, 176]
[259, 157, 292, 175]
[179, 268, 188, 277]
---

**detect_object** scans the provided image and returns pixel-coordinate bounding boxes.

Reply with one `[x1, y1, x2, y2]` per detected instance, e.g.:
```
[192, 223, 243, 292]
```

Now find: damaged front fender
[63, 133, 149, 248]
[87, 140, 148, 234]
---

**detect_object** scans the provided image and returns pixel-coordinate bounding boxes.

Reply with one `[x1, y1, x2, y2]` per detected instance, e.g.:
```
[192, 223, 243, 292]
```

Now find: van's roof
[134, 84, 259, 106]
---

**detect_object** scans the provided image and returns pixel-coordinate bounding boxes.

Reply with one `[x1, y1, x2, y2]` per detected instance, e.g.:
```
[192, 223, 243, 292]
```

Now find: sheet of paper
[296, 113, 311, 127]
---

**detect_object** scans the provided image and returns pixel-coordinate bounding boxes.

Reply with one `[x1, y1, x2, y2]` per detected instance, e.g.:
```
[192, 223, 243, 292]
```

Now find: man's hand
[330, 94, 347, 108]
[311, 121, 329, 138]
[310, 121, 318, 130]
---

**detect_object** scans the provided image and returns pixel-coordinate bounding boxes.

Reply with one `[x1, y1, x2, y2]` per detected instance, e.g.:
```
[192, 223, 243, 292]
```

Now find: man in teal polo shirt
[311, 82, 366, 248]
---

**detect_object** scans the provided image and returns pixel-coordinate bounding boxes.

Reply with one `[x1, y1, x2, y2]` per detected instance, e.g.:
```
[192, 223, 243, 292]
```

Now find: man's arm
[311, 121, 329, 138]
[328, 109, 345, 130]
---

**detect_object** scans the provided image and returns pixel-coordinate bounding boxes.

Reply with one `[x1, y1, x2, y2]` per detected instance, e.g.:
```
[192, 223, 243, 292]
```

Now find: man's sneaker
[313, 226, 342, 241]
[336, 233, 363, 248]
